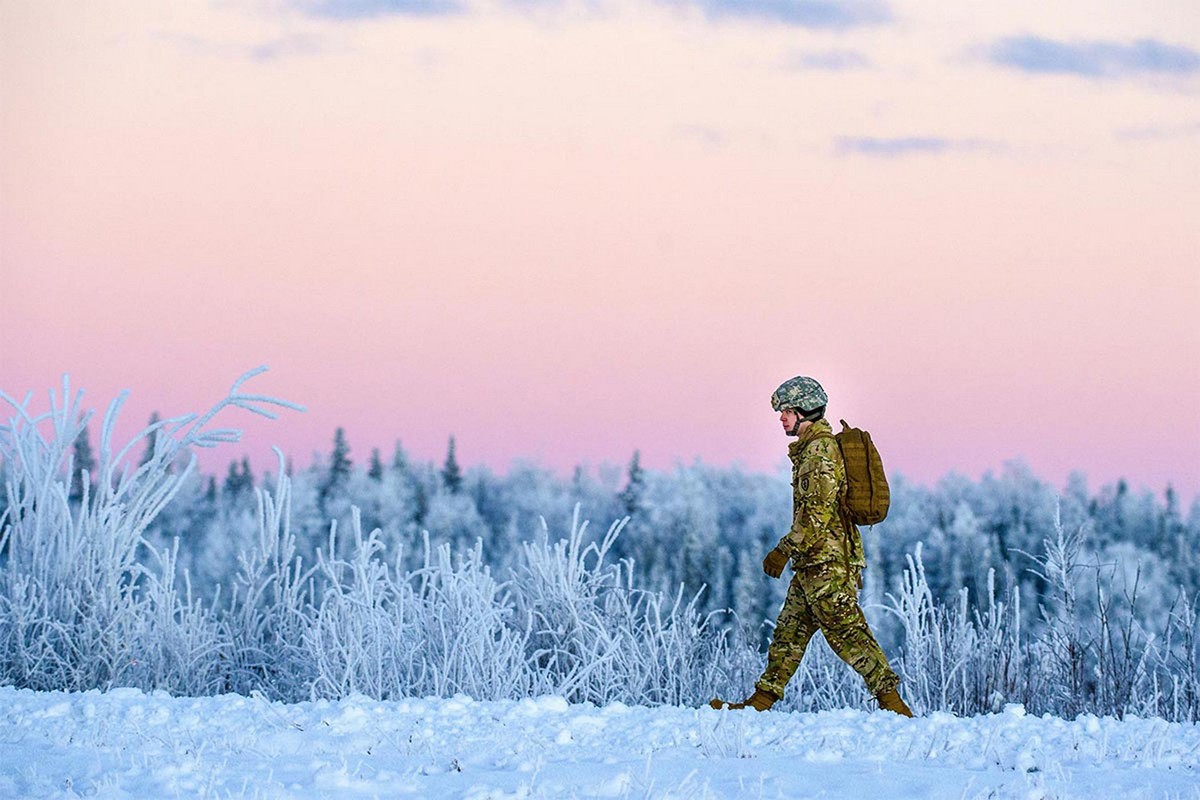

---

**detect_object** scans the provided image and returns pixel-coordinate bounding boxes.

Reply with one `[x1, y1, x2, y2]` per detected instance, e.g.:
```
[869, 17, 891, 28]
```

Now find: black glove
[762, 546, 789, 579]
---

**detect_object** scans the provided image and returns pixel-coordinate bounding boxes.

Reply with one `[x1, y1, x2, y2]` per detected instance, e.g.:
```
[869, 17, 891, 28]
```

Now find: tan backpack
[812, 419, 890, 526]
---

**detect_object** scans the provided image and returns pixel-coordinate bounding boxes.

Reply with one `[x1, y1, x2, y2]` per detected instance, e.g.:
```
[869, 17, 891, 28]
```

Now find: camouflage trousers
[755, 560, 900, 699]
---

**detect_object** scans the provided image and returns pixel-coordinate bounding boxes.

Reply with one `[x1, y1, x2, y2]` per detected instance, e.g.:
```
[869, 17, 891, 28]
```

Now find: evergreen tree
[391, 440, 409, 474]
[390, 439, 419, 523]
[414, 480, 428, 525]
[320, 427, 353, 508]
[441, 436, 463, 494]
[619, 450, 644, 518]
[223, 458, 253, 498]
[69, 425, 96, 504]
[368, 448, 384, 482]
[1161, 484, 1196, 586]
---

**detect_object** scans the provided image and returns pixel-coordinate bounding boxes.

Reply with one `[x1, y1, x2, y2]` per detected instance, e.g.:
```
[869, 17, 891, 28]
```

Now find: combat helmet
[771, 376, 828, 414]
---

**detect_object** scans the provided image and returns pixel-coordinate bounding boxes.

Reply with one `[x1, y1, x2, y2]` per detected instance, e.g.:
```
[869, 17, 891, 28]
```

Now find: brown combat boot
[709, 688, 777, 711]
[876, 688, 914, 717]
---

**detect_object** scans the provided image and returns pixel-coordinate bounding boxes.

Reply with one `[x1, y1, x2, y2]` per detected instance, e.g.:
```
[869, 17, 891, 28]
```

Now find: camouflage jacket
[777, 418, 865, 569]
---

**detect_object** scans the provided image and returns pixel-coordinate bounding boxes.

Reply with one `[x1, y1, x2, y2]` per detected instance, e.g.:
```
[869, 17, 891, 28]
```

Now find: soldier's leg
[755, 571, 820, 700]
[798, 562, 900, 696]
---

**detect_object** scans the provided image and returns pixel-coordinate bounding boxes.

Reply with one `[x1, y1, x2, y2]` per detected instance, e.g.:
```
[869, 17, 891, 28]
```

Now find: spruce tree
[223, 460, 240, 497]
[368, 448, 384, 481]
[391, 440, 409, 474]
[414, 480, 428, 525]
[441, 436, 463, 494]
[321, 427, 353, 507]
[619, 450, 644, 518]
[223, 458, 253, 498]
[240, 456, 253, 492]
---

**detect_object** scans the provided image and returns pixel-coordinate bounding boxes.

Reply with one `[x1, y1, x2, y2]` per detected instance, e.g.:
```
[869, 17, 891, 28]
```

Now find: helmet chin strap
[788, 414, 804, 436]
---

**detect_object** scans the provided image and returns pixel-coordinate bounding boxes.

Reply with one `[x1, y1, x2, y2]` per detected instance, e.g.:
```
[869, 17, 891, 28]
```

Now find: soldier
[711, 376, 913, 716]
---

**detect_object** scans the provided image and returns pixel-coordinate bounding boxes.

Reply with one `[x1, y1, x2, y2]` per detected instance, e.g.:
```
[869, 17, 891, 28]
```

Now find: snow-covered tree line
[2, 373, 1198, 720]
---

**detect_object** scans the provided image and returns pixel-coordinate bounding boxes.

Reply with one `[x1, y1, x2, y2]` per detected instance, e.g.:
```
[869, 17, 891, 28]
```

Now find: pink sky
[2, 0, 1198, 502]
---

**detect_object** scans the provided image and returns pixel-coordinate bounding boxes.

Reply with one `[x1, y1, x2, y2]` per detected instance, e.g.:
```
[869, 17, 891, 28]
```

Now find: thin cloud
[159, 31, 326, 61]
[986, 36, 1200, 79]
[684, 0, 891, 29]
[250, 34, 326, 61]
[292, 0, 892, 26]
[1115, 121, 1200, 141]
[783, 49, 871, 70]
[297, 0, 465, 19]
[835, 137, 986, 157]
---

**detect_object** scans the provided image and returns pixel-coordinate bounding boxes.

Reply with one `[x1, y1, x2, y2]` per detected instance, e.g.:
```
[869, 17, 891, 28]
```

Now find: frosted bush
[0, 369, 301, 693]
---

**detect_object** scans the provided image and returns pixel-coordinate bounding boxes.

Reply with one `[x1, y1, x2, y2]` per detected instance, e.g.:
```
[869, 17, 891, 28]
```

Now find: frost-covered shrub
[514, 508, 728, 706]
[872, 503, 1200, 721]
[222, 472, 316, 700]
[0, 369, 301, 694]
[297, 502, 742, 707]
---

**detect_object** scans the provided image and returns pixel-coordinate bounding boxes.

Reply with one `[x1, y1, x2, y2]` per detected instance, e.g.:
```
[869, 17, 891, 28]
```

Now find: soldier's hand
[762, 546, 789, 579]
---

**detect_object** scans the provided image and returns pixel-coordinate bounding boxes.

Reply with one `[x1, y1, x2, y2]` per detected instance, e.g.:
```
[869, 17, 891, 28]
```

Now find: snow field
[2, 687, 1198, 799]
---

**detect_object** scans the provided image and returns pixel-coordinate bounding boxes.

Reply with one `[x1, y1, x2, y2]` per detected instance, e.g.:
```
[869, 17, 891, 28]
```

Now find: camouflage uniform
[755, 418, 900, 699]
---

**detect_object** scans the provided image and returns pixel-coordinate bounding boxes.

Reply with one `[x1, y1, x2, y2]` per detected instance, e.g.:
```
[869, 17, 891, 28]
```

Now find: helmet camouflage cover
[771, 376, 828, 413]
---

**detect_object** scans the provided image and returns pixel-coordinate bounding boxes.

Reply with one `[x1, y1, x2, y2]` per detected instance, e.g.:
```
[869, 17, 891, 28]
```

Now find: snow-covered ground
[2, 686, 1198, 800]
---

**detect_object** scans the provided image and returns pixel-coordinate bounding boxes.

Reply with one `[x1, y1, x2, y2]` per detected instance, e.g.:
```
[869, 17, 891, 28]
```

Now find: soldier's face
[780, 409, 801, 435]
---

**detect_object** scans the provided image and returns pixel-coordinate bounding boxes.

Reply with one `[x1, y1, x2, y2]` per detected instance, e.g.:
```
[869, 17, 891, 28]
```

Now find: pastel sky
[2, 0, 1198, 502]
